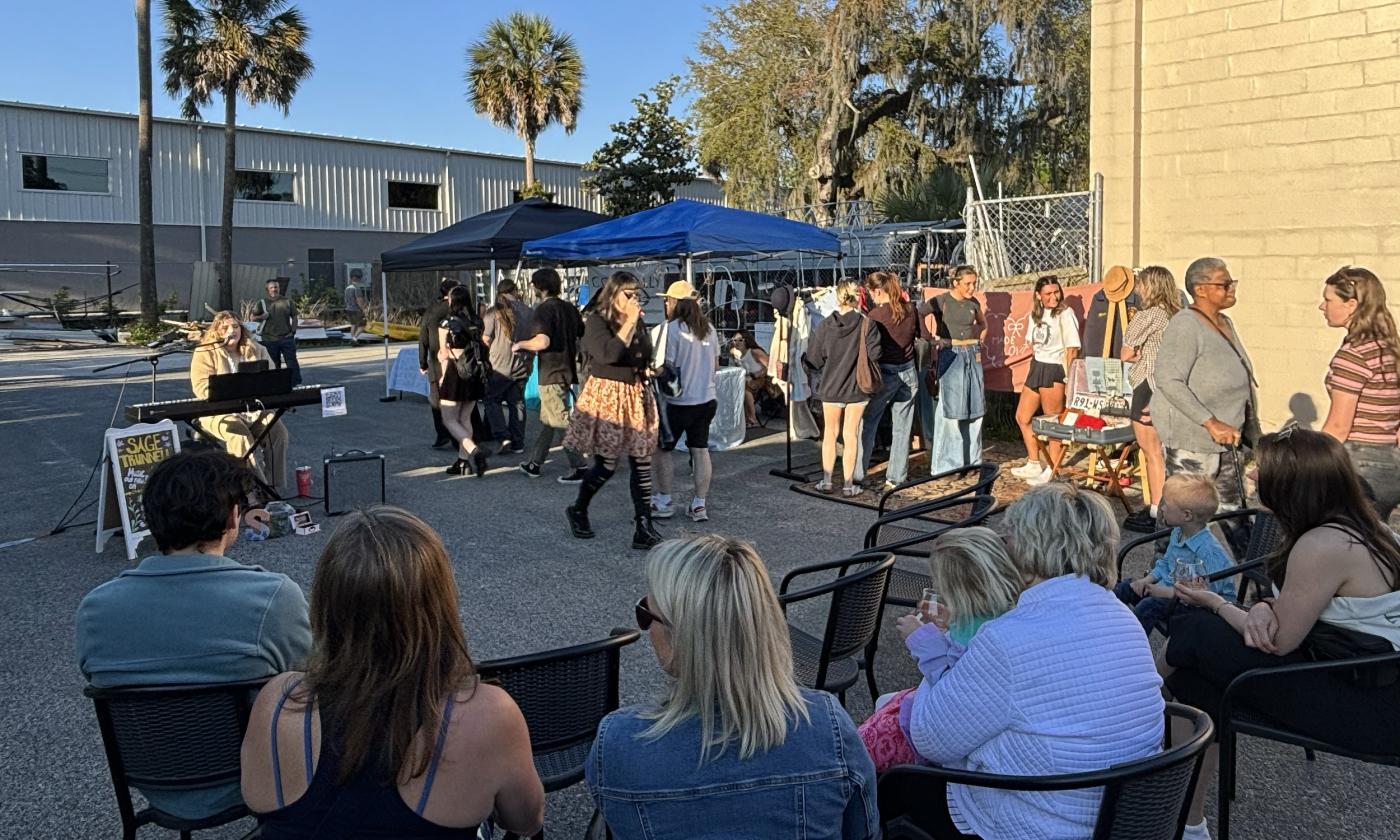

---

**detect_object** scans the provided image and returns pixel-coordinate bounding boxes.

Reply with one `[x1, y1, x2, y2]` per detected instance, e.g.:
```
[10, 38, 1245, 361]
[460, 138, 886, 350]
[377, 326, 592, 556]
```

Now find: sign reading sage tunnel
[96, 421, 181, 560]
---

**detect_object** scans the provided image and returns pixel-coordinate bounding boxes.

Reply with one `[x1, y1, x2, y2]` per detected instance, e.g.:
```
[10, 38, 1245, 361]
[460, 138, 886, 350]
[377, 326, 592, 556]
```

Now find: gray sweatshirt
[1151, 308, 1258, 453]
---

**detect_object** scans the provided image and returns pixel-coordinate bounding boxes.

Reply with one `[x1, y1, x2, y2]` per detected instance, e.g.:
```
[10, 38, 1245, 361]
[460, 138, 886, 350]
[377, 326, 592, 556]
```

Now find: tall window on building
[234, 170, 296, 202]
[21, 154, 109, 193]
[307, 248, 336, 298]
[388, 181, 439, 210]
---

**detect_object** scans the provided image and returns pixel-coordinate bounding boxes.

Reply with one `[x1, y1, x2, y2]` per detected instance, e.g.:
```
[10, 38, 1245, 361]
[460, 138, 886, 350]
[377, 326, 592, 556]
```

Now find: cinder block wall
[1091, 0, 1400, 428]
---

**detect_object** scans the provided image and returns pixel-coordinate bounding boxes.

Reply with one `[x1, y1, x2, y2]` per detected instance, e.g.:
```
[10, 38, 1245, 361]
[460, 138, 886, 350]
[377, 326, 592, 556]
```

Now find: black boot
[631, 516, 663, 550]
[445, 458, 469, 476]
[473, 448, 489, 479]
[566, 505, 595, 539]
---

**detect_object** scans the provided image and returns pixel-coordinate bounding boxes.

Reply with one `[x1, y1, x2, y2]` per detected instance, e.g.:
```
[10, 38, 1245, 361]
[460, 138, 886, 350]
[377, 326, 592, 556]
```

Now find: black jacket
[581, 312, 653, 384]
[419, 299, 451, 371]
[803, 310, 881, 404]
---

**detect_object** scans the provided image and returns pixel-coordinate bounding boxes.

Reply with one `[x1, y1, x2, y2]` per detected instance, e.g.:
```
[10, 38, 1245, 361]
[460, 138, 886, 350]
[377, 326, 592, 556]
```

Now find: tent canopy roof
[380, 198, 609, 272]
[521, 199, 840, 264]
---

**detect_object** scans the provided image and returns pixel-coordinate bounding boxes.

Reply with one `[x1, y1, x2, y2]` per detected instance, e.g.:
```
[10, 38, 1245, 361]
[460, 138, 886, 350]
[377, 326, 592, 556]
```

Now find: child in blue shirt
[1115, 472, 1237, 635]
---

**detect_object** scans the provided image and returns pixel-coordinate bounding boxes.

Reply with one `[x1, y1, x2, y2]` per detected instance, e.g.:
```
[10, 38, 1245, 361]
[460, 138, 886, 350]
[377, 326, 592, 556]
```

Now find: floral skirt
[564, 376, 659, 460]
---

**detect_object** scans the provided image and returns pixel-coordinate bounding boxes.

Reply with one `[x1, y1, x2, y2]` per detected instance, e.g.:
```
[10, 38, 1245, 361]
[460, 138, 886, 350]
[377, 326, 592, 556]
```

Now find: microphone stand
[92, 339, 218, 403]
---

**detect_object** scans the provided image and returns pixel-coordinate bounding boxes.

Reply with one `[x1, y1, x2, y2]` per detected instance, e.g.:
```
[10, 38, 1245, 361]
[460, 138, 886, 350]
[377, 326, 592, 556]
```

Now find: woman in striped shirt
[1319, 266, 1400, 521]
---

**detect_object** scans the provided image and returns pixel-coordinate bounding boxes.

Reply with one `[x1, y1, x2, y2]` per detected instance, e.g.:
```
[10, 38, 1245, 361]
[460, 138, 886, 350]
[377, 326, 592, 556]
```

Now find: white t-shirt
[666, 322, 718, 406]
[1031, 308, 1081, 366]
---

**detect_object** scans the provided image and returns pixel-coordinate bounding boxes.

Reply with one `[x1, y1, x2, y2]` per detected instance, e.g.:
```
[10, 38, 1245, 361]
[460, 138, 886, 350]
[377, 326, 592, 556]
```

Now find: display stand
[96, 421, 181, 560]
[1031, 357, 1143, 513]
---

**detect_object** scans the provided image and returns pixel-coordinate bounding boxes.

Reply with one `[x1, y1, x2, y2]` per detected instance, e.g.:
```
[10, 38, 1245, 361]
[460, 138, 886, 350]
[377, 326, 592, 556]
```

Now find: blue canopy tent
[520, 198, 841, 287]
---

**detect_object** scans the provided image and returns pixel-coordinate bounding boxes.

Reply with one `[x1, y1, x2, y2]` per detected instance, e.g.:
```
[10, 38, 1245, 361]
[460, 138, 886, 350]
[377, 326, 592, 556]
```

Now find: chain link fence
[963, 181, 1102, 289]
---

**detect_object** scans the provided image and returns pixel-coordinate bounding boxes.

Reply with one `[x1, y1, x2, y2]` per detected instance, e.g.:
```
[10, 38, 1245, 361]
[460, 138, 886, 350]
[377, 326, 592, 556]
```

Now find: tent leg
[380, 271, 392, 400]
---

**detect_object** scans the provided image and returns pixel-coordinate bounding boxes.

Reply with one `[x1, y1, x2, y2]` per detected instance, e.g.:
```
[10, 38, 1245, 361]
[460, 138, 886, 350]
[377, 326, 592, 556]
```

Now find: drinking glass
[1174, 558, 1206, 590]
[919, 587, 940, 624]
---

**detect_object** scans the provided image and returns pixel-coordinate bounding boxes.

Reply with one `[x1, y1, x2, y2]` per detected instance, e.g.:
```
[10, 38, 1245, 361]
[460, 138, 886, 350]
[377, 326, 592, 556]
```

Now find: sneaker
[651, 501, 676, 519]
[689, 504, 708, 522]
[518, 461, 542, 479]
[1011, 460, 1045, 479]
[1025, 464, 1055, 486]
[558, 468, 586, 485]
[509, 444, 526, 454]
[1122, 507, 1157, 533]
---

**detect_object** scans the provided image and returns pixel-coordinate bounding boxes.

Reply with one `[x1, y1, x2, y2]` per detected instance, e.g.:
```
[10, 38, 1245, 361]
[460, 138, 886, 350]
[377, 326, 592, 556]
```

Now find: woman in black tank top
[241, 507, 545, 838]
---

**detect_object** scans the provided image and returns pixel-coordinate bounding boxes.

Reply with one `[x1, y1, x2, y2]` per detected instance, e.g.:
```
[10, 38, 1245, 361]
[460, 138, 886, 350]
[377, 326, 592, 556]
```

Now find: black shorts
[1130, 381, 1152, 423]
[662, 400, 717, 451]
[1024, 360, 1065, 391]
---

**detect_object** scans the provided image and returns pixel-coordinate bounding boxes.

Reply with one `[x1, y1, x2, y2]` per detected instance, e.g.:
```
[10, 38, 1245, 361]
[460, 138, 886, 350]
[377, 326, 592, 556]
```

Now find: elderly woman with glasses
[563, 271, 664, 550]
[903, 483, 1164, 839]
[586, 535, 878, 840]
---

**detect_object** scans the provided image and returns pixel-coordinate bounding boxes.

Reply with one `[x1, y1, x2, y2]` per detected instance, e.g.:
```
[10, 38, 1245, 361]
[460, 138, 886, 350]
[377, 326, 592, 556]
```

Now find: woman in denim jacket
[586, 535, 879, 839]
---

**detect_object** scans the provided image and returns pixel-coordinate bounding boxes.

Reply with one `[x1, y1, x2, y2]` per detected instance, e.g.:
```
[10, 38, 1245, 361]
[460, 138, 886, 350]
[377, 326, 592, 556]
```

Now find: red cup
[296, 466, 312, 498]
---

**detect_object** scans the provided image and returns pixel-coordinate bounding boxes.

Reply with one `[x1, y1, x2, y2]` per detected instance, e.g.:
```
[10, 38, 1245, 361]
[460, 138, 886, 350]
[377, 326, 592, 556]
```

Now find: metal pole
[489, 258, 498, 304]
[380, 270, 391, 399]
[1091, 172, 1105, 284]
[105, 260, 115, 332]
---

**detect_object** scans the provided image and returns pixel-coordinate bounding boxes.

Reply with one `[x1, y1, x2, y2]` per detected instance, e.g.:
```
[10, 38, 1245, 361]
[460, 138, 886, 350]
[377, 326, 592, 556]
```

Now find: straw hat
[1102, 265, 1136, 303]
[662, 280, 697, 299]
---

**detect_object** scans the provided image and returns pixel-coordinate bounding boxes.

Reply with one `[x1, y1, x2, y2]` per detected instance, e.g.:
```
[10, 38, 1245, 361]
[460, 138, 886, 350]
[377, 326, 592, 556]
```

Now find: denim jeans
[484, 374, 526, 444]
[261, 336, 301, 386]
[860, 361, 917, 484]
[1113, 580, 1173, 636]
[931, 409, 985, 475]
[1346, 441, 1400, 523]
[915, 338, 937, 450]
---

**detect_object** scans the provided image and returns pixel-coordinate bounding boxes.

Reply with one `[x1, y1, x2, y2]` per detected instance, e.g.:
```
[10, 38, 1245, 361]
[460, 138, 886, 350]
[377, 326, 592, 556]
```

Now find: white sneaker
[1024, 464, 1055, 486]
[1181, 821, 1212, 840]
[689, 504, 708, 522]
[651, 502, 676, 519]
[1011, 460, 1045, 479]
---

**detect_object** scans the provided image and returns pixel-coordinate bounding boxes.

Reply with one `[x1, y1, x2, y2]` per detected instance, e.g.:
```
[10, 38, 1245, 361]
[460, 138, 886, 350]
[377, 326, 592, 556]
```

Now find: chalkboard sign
[96, 421, 181, 560]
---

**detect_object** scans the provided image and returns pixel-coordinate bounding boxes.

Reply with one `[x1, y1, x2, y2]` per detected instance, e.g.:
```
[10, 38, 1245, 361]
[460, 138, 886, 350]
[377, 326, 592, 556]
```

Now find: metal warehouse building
[0, 100, 722, 306]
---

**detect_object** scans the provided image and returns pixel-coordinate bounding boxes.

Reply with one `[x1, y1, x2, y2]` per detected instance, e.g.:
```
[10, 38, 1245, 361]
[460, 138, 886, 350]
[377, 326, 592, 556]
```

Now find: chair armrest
[877, 462, 999, 515]
[778, 551, 892, 597]
[1115, 527, 1173, 581]
[864, 494, 997, 550]
[1204, 558, 1264, 585]
[778, 554, 896, 609]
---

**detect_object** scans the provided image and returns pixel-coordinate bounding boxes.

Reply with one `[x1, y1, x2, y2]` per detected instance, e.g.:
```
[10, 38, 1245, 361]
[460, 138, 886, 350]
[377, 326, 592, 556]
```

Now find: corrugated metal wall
[0, 102, 723, 232]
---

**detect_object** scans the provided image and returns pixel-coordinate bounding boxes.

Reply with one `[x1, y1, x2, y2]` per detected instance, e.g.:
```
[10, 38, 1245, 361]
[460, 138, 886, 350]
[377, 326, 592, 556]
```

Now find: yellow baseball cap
[662, 280, 697, 299]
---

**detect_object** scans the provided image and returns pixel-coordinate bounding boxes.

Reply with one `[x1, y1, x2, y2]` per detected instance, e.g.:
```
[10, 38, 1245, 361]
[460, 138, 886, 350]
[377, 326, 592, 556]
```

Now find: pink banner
[924, 284, 1101, 393]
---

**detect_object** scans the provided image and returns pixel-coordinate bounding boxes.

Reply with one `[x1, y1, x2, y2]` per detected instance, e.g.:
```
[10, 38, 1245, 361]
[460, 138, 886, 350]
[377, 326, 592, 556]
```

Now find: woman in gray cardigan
[804, 281, 882, 497]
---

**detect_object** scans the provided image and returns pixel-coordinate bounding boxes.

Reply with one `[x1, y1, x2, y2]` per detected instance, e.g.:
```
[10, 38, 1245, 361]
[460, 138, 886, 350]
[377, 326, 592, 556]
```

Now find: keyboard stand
[187, 407, 293, 503]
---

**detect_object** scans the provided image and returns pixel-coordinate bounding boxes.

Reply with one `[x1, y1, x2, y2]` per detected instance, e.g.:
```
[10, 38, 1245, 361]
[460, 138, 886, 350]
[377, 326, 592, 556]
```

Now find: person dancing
[437, 286, 489, 477]
[564, 271, 664, 550]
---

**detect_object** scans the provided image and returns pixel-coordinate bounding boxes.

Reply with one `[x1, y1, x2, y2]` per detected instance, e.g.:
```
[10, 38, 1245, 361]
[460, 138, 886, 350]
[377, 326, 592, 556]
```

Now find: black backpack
[445, 315, 490, 389]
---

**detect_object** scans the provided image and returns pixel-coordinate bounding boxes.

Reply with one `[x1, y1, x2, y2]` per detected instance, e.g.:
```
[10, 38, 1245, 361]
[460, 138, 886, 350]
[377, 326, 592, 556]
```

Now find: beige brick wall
[1090, 0, 1400, 429]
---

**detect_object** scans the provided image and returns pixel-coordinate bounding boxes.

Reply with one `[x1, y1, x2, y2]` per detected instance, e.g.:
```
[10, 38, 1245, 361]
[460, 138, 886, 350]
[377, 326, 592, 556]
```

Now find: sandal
[842, 483, 863, 498]
[814, 479, 834, 493]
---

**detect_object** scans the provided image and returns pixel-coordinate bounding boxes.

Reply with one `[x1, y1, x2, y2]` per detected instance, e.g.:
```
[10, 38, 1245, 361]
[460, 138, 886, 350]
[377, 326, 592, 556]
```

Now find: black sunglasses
[635, 595, 669, 631]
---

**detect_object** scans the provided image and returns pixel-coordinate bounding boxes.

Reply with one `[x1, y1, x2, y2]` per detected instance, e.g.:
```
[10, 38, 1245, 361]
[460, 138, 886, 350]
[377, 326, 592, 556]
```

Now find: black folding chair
[779, 552, 896, 706]
[84, 679, 269, 840]
[875, 462, 1000, 516]
[1115, 508, 1281, 607]
[477, 628, 641, 840]
[1216, 651, 1400, 840]
[878, 703, 1214, 840]
[865, 493, 999, 608]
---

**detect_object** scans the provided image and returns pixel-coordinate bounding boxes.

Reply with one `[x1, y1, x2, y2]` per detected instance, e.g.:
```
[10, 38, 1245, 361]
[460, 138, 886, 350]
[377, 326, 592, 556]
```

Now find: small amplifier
[323, 450, 386, 515]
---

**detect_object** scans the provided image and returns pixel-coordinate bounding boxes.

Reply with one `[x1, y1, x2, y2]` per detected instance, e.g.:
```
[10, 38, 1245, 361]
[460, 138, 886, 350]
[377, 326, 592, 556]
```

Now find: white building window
[388, 181, 438, 210]
[22, 154, 109, 193]
[234, 170, 296, 202]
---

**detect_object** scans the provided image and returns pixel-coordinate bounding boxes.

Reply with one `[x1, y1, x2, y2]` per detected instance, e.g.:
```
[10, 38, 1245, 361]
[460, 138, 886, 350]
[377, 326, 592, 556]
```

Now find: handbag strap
[858, 316, 871, 366]
[1188, 305, 1258, 388]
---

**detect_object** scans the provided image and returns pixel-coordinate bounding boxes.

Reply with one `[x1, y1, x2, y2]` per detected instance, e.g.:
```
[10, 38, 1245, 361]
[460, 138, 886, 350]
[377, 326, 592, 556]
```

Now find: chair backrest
[85, 678, 268, 793]
[877, 461, 999, 516]
[878, 703, 1213, 840]
[780, 552, 896, 685]
[477, 629, 641, 756]
[865, 494, 999, 556]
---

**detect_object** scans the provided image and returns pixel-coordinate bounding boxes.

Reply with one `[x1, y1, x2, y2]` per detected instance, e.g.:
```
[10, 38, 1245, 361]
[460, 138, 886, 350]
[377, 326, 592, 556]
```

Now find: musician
[189, 311, 291, 496]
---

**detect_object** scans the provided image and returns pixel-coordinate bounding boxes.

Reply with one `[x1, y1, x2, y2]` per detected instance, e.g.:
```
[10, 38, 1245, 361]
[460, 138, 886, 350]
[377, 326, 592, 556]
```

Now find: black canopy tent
[373, 198, 609, 396]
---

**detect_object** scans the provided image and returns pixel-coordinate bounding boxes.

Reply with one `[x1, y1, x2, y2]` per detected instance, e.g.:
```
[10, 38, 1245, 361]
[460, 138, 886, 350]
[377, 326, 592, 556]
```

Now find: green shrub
[124, 320, 164, 345]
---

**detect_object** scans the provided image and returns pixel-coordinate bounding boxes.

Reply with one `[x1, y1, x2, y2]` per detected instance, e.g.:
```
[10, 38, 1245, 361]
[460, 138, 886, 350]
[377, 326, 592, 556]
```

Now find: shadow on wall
[1287, 393, 1319, 431]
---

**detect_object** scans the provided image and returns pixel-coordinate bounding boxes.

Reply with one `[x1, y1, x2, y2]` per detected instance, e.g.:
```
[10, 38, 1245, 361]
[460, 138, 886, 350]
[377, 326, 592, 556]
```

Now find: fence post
[1091, 172, 1105, 284]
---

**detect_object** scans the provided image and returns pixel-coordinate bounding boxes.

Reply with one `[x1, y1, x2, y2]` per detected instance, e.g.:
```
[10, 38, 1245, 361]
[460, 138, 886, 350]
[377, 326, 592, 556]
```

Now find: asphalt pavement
[0, 342, 1392, 839]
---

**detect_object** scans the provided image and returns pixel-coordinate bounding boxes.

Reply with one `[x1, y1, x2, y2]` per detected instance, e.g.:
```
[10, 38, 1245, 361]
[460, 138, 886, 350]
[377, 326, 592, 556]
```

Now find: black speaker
[323, 451, 386, 515]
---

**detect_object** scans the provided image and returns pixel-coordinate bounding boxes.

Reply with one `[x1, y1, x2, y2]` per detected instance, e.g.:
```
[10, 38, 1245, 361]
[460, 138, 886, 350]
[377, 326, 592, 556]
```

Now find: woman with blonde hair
[804, 280, 882, 496]
[858, 526, 1022, 771]
[903, 484, 1164, 839]
[241, 506, 544, 837]
[188, 310, 290, 496]
[1121, 265, 1185, 531]
[564, 271, 664, 549]
[1318, 265, 1400, 520]
[587, 535, 878, 839]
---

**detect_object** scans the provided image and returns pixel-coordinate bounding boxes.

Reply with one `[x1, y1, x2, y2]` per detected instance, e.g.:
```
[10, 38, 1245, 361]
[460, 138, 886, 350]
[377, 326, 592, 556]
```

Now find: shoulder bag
[856, 316, 882, 396]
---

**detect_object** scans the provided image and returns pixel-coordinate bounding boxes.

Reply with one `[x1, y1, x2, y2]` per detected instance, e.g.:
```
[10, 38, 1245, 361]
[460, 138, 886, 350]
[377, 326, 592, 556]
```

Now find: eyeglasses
[635, 595, 669, 631]
[1198, 281, 1238, 291]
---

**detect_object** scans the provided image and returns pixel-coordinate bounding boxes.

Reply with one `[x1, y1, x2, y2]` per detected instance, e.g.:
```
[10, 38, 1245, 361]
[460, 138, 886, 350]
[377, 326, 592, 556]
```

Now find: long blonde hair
[928, 527, 1023, 623]
[641, 535, 808, 762]
[1136, 266, 1183, 316]
[201, 310, 251, 354]
[835, 280, 860, 309]
[1326, 266, 1400, 382]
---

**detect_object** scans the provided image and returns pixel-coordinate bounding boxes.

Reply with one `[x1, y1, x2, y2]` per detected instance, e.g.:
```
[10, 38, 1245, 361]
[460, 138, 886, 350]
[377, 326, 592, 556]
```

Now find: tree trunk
[524, 135, 536, 188]
[219, 77, 237, 312]
[135, 0, 157, 325]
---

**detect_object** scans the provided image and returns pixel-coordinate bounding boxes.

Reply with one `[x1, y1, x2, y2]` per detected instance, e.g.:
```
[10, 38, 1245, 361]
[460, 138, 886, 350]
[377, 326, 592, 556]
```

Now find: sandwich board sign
[96, 421, 181, 560]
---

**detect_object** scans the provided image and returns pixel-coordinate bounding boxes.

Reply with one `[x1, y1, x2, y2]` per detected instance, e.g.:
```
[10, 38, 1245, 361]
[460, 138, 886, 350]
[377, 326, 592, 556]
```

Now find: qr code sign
[321, 386, 348, 417]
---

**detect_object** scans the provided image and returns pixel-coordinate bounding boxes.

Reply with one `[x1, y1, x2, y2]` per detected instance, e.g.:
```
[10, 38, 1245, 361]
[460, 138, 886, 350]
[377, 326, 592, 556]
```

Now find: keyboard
[126, 385, 326, 424]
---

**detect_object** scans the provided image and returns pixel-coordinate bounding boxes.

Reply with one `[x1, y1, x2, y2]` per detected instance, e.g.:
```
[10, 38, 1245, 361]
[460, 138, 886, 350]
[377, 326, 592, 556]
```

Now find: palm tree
[465, 12, 583, 191]
[136, 0, 157, 326]
[161, 0, 312, 311]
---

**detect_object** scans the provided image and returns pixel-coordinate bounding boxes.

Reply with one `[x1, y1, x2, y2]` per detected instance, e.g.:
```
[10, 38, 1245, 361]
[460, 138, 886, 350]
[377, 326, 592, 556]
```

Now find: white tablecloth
[388, 347, 430, 397]
[675, 366, 746, 453]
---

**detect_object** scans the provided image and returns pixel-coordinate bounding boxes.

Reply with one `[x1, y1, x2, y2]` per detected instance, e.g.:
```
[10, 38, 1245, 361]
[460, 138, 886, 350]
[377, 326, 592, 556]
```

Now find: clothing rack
[768, 285, 826, 483]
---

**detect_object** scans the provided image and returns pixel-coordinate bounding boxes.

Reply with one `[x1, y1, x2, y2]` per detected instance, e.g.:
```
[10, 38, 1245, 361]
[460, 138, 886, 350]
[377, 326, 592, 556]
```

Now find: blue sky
[1, 1, 712, 164]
